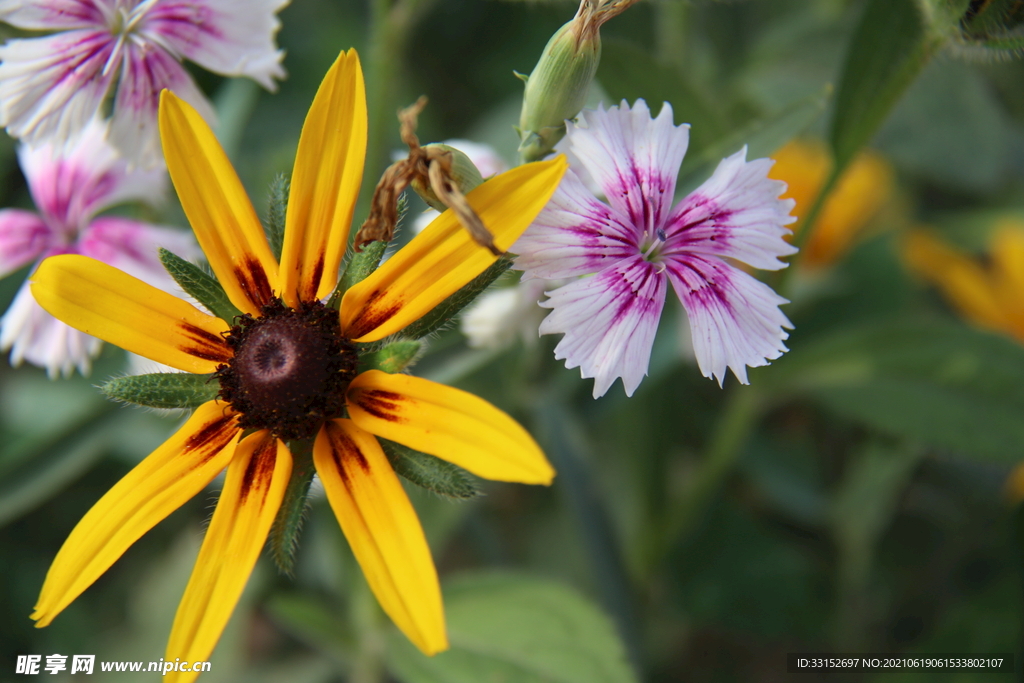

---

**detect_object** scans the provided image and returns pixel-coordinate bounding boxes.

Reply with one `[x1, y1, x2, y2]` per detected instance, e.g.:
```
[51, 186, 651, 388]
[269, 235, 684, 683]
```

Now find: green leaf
[100, 372, 220, 410]
[830, 0, 938, 170]
[379, 439, 480, 500]
[265, 593, 352, 661]
[265, 173, 289, 262]
[402, 256, 513, 339]
[387, 573, 638, 683]
[676, 85, 831, 195]
[159, 248, 242, 323]
[0, 404, 120, 527]
[763, 318, 1024, 462]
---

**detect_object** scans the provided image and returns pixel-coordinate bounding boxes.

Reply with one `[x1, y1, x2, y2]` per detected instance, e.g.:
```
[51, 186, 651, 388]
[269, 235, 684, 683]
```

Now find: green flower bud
[517, 19, 599, 163]
[517, 0, 638, 163]
[411, 143, 484, 212]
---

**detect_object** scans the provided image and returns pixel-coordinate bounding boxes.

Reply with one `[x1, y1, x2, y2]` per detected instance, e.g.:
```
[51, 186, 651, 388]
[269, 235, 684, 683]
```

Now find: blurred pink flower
[514, 100, 797, 397]
[0, 118, 198, 376]
[0, 0, 286, 165]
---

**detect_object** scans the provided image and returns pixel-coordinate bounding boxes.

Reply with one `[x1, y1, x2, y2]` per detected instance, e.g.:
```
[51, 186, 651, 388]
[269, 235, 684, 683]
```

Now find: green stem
[363, 0, 440, 208]
[654, 0, 688, 70]
[349, 573, 386, 683]
[658, 387, 764, 560]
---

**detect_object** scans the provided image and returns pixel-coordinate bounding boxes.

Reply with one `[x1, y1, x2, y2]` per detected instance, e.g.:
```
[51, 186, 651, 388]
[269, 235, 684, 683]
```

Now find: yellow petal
[279, 49, 367, 306]
[32, 402, 240, 628]
[165, 431, 291, 683]
[340, 157, 567, 341]
[159, 90, 279, 315]
[346, 370, 554, 485]
[903, 230, 1006, 330]
[30, 254, 232, 373]
[314, 419, 447, 655]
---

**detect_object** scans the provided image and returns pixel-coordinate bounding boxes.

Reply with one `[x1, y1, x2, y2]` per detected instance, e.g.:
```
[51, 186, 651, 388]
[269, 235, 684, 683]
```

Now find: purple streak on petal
[539, 255, 667, 398]
[513, 169, 639, 280]
[0, 29, 117, 145]
[663, 147, 797, 271]
[0, 0, 107, 30]
[139, 0, 286, 90]
[665, 253, 791, 385]
[0, 209, 53, 278]
[109, 40, 209, 165]
[565, 100, 689, 240]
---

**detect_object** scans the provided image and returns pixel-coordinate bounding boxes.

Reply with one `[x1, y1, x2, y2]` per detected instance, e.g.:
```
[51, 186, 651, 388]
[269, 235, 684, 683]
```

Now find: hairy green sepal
[379, 439, 480, 500]
[159, 248, 242, 323]
[358, 339, 423, 374]
[402, 255, 513, 339]
[266, 174, 289, 261]
[101, 373, 220, 409]
[269, 440, 314, 576]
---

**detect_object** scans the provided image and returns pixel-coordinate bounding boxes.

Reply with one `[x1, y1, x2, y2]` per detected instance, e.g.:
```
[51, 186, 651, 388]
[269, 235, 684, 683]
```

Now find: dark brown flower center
[216, 300, 358, 441]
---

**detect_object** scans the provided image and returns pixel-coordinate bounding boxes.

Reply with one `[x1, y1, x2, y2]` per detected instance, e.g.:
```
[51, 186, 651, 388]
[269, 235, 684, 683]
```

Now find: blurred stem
[660, 387, 764, 559]
[364, 0, 439, 205]
[655, 1, 688, 71]
[349, 575, 386, 683]
[213, 78, 260, 162]
[533, 399, 644, 674]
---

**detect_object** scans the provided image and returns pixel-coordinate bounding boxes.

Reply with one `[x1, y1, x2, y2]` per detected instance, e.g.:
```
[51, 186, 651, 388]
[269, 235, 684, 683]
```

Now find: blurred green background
[4, 0, 1024, 680]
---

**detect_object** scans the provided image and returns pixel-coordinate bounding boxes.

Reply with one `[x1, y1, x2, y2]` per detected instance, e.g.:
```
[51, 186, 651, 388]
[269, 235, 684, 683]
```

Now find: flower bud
[410, 143, 484, 212]
[517, 0, 638, 163]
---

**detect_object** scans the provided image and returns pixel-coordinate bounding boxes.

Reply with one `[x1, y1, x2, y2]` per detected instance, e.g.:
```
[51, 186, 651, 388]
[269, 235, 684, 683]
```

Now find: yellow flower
[903, 220, 1024, 342]
[902, 220, 1024, 505]
[769, 139, 892, 267]
[28, 49, 566, 680]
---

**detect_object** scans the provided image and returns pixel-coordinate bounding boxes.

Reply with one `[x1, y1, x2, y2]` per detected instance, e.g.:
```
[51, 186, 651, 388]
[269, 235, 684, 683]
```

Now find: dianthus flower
[0, 0, 286, 165]
[514, 100, 797, 397]
[0, 117, 196, 376]
[29, 50, 565, 679]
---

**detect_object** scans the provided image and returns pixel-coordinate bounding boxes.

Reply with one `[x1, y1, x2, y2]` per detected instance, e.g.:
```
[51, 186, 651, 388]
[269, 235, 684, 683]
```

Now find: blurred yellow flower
[902, 220, 1024, 504]
[903, 220, 1024, 342]
[769, 139, 892, 267]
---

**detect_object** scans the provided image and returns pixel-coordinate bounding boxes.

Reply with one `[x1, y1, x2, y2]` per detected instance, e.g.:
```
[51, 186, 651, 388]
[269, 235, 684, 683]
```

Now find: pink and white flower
[513, 100, 797, 397]
[0, 0, 286, 165]
[0, 118, 197, 377]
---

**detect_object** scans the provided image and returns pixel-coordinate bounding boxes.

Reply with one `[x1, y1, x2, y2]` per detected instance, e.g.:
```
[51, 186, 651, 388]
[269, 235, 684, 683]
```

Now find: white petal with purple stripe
[540, 256, 666, 398]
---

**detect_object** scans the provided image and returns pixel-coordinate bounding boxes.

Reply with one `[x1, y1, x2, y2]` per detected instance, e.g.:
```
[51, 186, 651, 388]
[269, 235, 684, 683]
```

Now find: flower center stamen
[216, 300, 358, 441]
[642, 228, 668, 261]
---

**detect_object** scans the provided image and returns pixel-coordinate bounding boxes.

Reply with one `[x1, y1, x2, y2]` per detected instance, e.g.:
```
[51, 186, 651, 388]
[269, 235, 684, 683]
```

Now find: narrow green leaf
[269, 440, 315, 576]
[830, 0, 938, 170]
[266, 173, 289, 262]
[763, 318, 1024, 462]
[159, 248, 242, 323]
[379, 439, 480, 500]
[676, 85, 831, 195]
[387, 573, 638, 683]
[100, 372, 220, 410]
[401, 256, 513, 340]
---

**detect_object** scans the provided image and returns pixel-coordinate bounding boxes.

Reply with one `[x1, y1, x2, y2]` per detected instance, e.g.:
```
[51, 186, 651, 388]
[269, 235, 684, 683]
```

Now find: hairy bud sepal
[159, 249, 243, 323]
[358, 339, 424, 374]
[268, 440, 314, 576]
[379, 439, 480, 500]
[100, 372, 220, 409]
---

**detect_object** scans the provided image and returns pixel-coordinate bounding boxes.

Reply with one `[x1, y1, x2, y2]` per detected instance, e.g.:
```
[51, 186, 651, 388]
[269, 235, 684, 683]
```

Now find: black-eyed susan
[29, 49, 566, 681]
